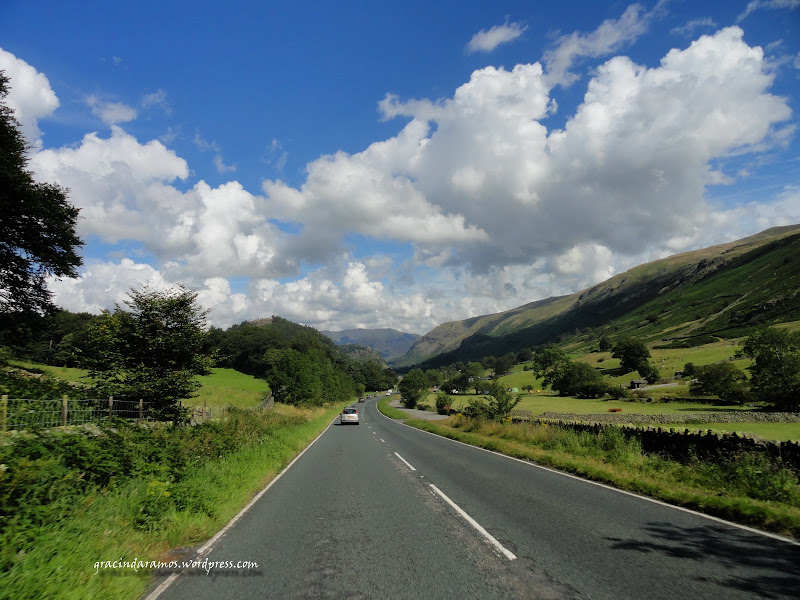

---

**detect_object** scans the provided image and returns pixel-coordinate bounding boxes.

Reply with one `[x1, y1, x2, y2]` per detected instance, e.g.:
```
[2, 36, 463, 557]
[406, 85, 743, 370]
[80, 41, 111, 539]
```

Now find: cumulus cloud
[0, 48, 59, 146]
[12, 17, 797, 334]
[466, 20, 527, 54]
[265, 27, 791, 280]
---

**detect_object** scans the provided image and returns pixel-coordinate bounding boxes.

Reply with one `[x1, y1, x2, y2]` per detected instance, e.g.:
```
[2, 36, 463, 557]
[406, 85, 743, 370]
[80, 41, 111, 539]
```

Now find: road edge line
[144, 414, 340, 600]
[376, 407, 800, 548]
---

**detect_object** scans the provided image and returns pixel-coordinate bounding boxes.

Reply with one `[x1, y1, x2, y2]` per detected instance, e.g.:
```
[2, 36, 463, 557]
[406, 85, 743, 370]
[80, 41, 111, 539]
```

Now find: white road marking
[376, 410, 800, 548]
[394, 452, 417, 471]
[145, 414, 341, 600]
[429, 484, 517, 561]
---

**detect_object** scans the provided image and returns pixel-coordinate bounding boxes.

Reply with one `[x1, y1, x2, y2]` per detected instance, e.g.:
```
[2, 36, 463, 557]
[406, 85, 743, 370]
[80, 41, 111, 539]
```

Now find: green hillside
[400, 225, 800, 369]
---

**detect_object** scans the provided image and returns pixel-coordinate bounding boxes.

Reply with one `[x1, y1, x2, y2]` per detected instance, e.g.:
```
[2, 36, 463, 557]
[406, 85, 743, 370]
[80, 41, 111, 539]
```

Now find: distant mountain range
[320, 328, 421, 361]
[393, 225, 800, 369]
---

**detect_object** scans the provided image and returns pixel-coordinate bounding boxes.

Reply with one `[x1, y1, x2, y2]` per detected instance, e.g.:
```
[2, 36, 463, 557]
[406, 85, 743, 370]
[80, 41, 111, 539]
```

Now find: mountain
[321, 328, 421, 361]
[396, 225, 800, 369]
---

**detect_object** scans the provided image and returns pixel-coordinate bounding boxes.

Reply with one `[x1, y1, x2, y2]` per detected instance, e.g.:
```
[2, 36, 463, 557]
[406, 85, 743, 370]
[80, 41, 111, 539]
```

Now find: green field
[4, 363, 269, 412]
[193, 368, 270, 410]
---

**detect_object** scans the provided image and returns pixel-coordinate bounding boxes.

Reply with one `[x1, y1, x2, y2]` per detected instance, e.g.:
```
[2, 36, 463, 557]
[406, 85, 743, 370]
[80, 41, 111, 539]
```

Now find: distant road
[151, 398, 800, 599]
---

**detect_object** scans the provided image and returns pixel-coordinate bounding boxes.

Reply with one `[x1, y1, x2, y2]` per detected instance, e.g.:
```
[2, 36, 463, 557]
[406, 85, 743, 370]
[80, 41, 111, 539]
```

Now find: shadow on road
[606, 521, 800, 599]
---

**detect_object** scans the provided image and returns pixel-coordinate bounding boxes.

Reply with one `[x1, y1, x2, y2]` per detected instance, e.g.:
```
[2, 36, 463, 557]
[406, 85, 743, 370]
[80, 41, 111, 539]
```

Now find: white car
[340, 407, 359, 425]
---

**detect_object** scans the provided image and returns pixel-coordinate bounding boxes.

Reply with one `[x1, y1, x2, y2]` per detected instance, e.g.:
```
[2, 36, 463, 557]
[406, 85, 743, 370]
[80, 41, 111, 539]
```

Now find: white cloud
[466, 20, 527, 54]
[671, 18, 717, 37]
[0, 48, 59, 146]
[13, 20, 796, 334]
[86, 95, 137, 125]
[142, 89, 170, 114]
[543, 3, 660, 87]
[737, 0, 800, 22]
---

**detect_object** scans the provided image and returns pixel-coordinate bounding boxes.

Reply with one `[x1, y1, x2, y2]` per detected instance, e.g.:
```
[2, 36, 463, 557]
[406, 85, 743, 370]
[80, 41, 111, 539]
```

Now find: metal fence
[0, 393, 275, 431]
[0, 395, 154, 431]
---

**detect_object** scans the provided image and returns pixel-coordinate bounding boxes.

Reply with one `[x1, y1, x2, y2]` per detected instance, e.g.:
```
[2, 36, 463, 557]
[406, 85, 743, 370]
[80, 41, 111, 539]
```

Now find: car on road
[340, 407, 359, 425]
[358, 397, 365, 402]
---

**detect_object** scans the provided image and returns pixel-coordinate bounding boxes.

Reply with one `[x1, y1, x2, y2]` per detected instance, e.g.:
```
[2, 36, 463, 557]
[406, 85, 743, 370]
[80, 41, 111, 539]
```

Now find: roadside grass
[0, 402, 344, 600]
[376, 396, 408, 419]
[192, 368, 270, 410]
[383, 414, 800, 539]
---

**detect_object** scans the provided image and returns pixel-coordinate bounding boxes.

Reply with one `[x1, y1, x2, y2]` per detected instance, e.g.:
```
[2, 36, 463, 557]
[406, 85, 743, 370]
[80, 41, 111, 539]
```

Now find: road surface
[150, 397, 800, 599]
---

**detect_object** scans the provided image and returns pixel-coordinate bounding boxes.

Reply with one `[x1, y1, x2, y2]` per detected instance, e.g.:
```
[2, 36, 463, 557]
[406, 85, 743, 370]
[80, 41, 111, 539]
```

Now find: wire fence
[0, 395, 156, 431]
[0, 393, 275, 431]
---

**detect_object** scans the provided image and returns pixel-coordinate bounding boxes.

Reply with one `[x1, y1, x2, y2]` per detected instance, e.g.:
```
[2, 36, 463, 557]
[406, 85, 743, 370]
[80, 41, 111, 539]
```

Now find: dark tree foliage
[0, 72, 83, 326]
[551, 361, 603, 397]
[530, 346, 572, 388]
[398, 368, 429, 408]
[612, 338, 652, 373]
[742, 328, 800, 411]
[82, 287, 213, 421]
[690, 362, 749, 403]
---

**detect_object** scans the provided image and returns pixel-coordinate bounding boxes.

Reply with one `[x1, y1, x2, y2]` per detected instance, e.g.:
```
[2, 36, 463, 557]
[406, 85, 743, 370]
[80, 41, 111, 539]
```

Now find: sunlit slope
[398, 225, 800, 367]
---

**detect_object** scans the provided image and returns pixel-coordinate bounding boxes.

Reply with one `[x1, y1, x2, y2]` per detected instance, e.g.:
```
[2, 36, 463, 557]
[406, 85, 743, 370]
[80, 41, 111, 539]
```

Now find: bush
[435, 392, 451, 415]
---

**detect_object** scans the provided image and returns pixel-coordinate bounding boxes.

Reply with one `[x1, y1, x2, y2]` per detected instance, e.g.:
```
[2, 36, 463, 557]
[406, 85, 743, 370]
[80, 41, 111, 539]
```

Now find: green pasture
[4, 363, 269, 412]
[193, 368, 270, 410]
[8, 360, 90, 384]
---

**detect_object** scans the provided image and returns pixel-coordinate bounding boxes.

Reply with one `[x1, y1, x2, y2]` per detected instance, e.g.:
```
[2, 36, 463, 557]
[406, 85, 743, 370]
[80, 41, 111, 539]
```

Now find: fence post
[139, 399, 143, 424]
[1, 395, 6, 433]
[62, 395, 68, 427]
[108, 396, 113, 422]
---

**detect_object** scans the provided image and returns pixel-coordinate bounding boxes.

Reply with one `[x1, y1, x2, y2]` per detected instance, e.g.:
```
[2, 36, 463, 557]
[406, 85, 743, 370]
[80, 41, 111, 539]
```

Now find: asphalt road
[150, 397, 800, 599]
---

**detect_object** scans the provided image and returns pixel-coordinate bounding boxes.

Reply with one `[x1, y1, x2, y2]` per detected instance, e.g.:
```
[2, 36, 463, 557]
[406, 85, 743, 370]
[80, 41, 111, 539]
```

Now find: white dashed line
[429, 484, 517, 561]
[394, 452, 417, 471]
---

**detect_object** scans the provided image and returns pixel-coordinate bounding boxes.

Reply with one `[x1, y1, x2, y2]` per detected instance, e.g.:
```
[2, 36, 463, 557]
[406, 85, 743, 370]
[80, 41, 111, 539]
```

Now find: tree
[0, 72, 83, 325]
[690, 362, 749, 403]
[398, 368, 428, 408]
[598, 335, 612, 352]
[551, 361, 603, 397]
[531, 346, 572, 389]
[742, 328, 800, 411]
[83, 286, 213, 421]
[612, 338, 651, 373]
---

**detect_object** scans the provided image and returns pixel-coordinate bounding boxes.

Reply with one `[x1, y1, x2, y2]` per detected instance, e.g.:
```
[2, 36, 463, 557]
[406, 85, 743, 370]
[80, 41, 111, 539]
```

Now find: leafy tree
[82, 286, 213, 421]
[551, 361, 603, 397]
[398, 368, 428, 408]
[531, 346, 572, 389]
[493, 354, 515, 379]
[742, 328, 800, 411]
[638, 362, 661, 385]
[690, 362, 749, 402]
[516, 348, 533, 363]
[598, 334, 612, 352]
[444, 372, 470, 394]
[0, 72, 83, 325]
[612, 338, 651, 373]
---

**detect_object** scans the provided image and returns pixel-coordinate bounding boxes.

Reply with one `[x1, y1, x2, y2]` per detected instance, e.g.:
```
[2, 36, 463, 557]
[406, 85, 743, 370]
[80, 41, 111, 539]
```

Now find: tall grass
[0, 402, 343, 600]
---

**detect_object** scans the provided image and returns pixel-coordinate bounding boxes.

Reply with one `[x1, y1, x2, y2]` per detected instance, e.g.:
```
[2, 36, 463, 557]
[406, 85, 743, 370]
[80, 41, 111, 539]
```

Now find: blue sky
[1, 0, 799, 334]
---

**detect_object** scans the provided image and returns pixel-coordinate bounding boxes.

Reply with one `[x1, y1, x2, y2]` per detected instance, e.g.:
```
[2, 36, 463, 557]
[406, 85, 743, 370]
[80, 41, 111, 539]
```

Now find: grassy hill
[398, 225, 800, 369]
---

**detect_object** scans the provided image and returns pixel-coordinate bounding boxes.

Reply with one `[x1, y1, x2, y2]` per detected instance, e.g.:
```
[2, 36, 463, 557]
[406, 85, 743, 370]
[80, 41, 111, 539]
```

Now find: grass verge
[0, 402, 344, 600]
[376, 403, 800, 539]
